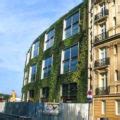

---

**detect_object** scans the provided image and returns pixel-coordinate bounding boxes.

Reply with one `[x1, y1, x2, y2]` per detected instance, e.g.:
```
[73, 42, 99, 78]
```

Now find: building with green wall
[22, 2, 88, 103]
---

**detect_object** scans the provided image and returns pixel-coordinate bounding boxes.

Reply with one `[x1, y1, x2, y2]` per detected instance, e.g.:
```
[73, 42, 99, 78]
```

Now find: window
[31, 41, 39, 58]
[61, 44, 78, 74]
[115, 70, 119, 81]
[114, 45, 118, 54]
[29, 65, 37, 82]
[24, 71, 28, 85]
[99, 73, 107, 89]
[100, 23, 106, 39]
[42, 87, 49, 99]
[100, 3, 106, 16]
[62, 83, 77, 102]
[41, 57, 52, 79]
[101, 100, 106, 114]
[64, 12, 79, 39]
[116, 101, 120, 115]
[29, 90, 34, 98]
[26, 52, 30, 65]
[44, 29, 55, 51]
[99, 48, 107, 59]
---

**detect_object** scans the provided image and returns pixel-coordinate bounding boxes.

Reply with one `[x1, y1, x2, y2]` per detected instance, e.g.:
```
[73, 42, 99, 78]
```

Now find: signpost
[87, 90, 93, 120]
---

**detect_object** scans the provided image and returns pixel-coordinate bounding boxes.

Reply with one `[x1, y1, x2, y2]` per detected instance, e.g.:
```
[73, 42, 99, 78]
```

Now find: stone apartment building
[88, 0, 120, 120]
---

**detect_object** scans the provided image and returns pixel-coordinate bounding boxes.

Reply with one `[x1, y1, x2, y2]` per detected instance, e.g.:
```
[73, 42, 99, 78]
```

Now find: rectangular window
[99, 73, 107, 89]
[24, 71, 28, 85]
[115, 70, 119, 81]
[100, 23, 106, 40]
[44, 29, 55, 51]
[101, 100, 106, 114]
[29, 90, 34, 98]
[99, 48, 107, 59]
[62, 44, 78, 73]
[62, 83, 77, 102]
[114, 45, 118, 54]
[41, 57, 52, 79]
[32, 41, 39, 58]
[42, 87, 49, 100]
[64, 12, 79, 39]
[29, 65, 37, 82]
[116, 101, 120, 115]
[26, 52, 30, 65]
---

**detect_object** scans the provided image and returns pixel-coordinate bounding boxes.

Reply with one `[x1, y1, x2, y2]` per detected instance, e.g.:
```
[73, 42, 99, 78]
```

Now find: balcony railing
[92, 0, 105, 5]
[94, 9, 109, 23]
[94, 57, 110, 68]
[95, 87, 109, 95]
[94, 32, 109, 44]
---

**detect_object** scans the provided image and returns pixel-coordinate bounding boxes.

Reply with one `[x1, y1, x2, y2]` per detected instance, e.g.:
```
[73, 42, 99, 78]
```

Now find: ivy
[22, 2, 88, 103]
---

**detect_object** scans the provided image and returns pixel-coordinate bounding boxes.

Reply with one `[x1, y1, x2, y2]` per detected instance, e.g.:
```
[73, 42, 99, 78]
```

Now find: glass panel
[70, 59, 78, 72]
[71, 45, 78, 58]
[64, 48, 70, 60]
[31, 65, 37, 75]
[73, 12, 79, 24]
[72, 23, 79, 35]
[47, 29, 55, 40]
[46, 29, 54, 49]
[44, 57, 52, 78]
[29, 90, 34, 98]
[64, 61, 69, 73]
[33, 42, 39, 57]
[62, 84, 68, 96]
[118, 101, 120, 114]
[70, 83, 77, 96]
[65, 17, 71, 29]
[65, 28, 71, 39]
[43, 87, 49, 98]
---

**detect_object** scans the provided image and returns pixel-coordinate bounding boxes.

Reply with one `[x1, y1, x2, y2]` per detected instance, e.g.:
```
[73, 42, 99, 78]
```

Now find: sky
[0, 0, 82, 97]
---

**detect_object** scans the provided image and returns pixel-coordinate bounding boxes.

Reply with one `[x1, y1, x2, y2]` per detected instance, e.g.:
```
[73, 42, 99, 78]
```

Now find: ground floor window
[101, 100, 106, 114]
[42, 87, 49, 102]
[62, 82, 77, 102]
[116, 100, 120, 115]
[29, 90, 34, 99]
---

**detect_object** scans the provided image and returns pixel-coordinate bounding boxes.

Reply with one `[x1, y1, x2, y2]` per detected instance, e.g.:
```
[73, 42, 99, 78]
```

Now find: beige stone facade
[88, 0, 120, 120]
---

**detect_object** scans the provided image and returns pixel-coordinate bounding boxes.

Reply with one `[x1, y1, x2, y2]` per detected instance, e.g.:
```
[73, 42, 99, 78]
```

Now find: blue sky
[0, 0, 82, 97]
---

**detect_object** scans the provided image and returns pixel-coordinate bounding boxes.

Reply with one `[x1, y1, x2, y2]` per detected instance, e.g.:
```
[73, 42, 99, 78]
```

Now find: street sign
[87, 90, 93, 103]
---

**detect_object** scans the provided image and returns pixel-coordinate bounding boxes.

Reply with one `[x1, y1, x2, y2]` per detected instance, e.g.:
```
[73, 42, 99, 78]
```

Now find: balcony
[95, 87, 109, 95]
[93, 0, 105, 5]
[94, 32, 109, 45]
[94, 57, 110, 68]
[94, 9, 109, 23]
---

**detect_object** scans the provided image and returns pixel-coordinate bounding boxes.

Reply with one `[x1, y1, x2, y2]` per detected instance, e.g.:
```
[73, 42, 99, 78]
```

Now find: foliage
[22, 2, 88, 103]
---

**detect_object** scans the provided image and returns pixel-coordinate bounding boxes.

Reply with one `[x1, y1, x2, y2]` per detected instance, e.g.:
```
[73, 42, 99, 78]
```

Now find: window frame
[101, 100, 106, 115]
[61, 43, 79, 74]
[29, 64, 37, 83]
[116, 100, 120, 115]
[63, 11, 80, 40]
[41, 56, 53, 79]
[44, 29, 55, 51]
[31, 41, 40, 58]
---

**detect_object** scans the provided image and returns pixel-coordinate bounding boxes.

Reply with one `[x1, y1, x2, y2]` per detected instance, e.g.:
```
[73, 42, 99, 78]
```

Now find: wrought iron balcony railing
[94, 32, 109, 44]
[94, 57, 110, 68]
[94, 9, 109, 22]
[95, 87, 109, 95]
[93, 0, 105, 5]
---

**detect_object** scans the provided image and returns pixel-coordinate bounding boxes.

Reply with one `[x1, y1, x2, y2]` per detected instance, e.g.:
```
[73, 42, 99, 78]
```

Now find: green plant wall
[22, 2, 88, 103]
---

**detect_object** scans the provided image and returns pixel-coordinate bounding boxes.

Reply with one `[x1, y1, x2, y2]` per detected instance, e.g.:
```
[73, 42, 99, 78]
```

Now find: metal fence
[0, 102, 88, 120]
